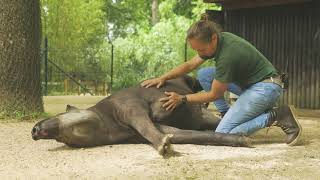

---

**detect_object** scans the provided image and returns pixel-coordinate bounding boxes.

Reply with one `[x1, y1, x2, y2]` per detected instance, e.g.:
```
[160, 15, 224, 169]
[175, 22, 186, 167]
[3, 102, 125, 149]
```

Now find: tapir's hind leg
[121, 101, 174, 156]
[156, 124, 251, 147]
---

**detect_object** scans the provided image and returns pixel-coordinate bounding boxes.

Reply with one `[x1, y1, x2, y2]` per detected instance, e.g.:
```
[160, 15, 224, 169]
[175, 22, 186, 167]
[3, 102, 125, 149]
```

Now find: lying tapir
[32, 75, 250, 156]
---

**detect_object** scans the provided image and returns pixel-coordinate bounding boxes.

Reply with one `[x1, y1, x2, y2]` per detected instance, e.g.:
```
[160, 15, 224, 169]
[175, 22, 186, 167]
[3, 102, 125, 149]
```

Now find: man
[141, 18, 302, 146]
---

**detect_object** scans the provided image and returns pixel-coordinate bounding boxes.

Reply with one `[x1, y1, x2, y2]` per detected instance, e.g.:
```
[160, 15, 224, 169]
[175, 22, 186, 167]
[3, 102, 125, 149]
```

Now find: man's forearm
[185, 80, 227, 103]
[185, 91, 218, 103]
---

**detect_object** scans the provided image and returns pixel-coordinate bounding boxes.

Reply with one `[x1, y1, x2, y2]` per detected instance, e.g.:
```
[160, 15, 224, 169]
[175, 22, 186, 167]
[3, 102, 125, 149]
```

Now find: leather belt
[261, 75, 284, 88]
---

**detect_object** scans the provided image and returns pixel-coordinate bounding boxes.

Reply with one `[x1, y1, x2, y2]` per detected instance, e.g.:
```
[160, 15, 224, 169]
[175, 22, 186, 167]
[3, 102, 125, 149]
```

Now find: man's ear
[66, 104, 79, 112]
[211, 34, 217, 43]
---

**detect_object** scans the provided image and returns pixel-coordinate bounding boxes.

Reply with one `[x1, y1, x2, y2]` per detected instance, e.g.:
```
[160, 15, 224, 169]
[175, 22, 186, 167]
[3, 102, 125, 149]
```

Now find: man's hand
[141, 77, 166, 88]
[159, 92, 184, 111]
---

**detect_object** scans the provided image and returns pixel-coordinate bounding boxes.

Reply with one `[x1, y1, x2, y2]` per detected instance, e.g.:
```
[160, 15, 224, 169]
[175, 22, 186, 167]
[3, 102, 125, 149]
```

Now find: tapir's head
[31, 105, 102, 147]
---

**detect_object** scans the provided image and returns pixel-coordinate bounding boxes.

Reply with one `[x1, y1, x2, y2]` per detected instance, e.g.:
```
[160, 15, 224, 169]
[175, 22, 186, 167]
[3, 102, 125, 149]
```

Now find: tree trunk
[0, 0, 44, 117]
[151, 0, 159, 25]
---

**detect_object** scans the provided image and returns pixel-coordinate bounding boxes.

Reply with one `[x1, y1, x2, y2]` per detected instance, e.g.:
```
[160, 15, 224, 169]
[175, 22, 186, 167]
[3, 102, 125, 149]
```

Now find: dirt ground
[0, 96, 319, 179]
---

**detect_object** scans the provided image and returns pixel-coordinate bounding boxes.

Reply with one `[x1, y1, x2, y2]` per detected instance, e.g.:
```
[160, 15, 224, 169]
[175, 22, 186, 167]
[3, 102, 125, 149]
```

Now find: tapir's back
[109, 75, 199, 100]
[97, 75, 215, 130]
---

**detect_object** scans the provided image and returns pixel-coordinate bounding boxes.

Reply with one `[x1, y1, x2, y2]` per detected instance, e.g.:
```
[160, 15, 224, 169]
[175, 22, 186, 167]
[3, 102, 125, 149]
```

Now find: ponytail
[187, 13, 221, 43]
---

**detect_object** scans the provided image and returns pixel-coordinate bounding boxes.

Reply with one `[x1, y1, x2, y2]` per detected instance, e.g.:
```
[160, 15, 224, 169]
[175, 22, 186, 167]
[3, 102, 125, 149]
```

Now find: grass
[0, 111, 51, 122]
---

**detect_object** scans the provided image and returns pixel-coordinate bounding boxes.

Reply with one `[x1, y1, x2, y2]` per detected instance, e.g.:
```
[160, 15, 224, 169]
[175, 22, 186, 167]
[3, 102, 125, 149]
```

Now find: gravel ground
[0, 96, 319, 179]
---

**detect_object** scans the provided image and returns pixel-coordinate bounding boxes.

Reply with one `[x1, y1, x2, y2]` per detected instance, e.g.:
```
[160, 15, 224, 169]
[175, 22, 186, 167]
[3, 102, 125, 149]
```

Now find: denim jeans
[197, 67, 282, 135]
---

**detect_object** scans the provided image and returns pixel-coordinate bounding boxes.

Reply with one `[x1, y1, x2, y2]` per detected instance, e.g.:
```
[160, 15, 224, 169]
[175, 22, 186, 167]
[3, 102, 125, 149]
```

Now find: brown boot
[267, 105, 302, 146]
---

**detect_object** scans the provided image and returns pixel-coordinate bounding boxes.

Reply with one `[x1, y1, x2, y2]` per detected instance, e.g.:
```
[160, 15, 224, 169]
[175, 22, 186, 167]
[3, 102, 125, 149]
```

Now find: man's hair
[186, 13, 221, 43]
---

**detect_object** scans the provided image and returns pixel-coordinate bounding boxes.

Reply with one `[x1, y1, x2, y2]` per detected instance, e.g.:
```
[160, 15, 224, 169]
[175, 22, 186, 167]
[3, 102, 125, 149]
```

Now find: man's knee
[197, 67, 216, 82]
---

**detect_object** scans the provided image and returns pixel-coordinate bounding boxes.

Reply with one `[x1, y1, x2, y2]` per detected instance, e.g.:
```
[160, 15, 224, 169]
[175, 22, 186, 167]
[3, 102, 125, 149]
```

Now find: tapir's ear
[66, 104, 79, 112]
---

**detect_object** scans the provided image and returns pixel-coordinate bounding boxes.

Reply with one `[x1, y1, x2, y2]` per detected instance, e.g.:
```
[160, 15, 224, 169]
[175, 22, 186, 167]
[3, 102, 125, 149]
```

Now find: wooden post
[94, 80, 98, 96]
[64, 79, 68, 95]
[44, 37, 48, 95]
[78, 80, 81, 95]
[102, 81, 106, 96]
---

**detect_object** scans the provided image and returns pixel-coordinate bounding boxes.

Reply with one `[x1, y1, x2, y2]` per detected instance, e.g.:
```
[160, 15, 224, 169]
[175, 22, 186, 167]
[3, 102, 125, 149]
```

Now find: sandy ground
[0, 96, 319, 179]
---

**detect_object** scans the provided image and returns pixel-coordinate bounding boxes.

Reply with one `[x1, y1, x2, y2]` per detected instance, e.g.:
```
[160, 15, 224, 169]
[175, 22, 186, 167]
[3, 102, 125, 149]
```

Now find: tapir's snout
[31, 125, 50, 140]
[31, 126, 40, 140]
[31, 126, 46, 140]
[31, 118, 59, 141]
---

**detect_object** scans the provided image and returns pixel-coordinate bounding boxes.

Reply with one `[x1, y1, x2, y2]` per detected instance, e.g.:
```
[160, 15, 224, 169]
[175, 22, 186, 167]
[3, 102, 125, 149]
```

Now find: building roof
[204, 0, 313, 10]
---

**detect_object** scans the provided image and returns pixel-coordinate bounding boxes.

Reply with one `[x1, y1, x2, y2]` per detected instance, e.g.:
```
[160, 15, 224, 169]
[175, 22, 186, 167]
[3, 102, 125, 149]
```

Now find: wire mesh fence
[40, 38, 191, 96]
[40, 39, 111, 96]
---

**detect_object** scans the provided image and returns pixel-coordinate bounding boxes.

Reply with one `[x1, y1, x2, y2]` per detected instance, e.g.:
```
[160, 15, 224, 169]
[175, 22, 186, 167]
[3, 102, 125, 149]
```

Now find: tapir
[31, 75, 250, 156]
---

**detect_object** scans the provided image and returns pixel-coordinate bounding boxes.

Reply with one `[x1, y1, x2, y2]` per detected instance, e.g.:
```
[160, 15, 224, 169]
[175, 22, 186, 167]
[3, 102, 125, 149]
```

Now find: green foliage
[112, 15, 197, 90]
[173, 0, 195, 18]
[103, 0, 151, 38]
[41, 0, 108, 81]
[159, 0, 177, 20]
[191, 0, 222, 20]
[110, 0, 219, 90]
[40, 0, 220, 93]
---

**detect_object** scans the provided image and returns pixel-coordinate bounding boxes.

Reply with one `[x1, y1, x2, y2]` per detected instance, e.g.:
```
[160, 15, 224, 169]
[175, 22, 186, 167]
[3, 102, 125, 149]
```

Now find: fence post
[110, 43, 114, 93]
[44, 37, 48, 96]
[184, 40, 188, 62]
[64, 79, 68, 95]
[102, 81, 106, 96]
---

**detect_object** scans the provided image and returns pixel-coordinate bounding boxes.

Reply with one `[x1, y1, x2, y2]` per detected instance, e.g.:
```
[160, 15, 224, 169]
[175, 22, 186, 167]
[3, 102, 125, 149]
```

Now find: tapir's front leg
[156, 124, 251, 147]
[120, 100, 173, 156]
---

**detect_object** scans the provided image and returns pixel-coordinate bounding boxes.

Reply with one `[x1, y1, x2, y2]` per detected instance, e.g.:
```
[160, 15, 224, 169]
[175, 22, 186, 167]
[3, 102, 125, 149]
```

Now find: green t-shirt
[200, 32, 278, 88]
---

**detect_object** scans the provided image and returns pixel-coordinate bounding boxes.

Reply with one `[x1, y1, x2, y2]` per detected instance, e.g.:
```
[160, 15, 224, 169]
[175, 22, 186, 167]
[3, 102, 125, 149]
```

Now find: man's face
[188, 34, 217, 58]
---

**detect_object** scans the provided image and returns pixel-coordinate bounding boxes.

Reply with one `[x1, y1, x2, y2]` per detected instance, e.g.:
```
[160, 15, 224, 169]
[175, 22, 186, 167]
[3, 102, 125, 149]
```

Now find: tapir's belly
[150, 99, 171, 122]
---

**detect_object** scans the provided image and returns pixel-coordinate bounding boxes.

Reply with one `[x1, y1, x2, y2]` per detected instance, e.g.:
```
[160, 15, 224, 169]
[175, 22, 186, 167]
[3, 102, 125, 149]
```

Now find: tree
[151, 0, 160, 25]
[0, 0, 43, 117]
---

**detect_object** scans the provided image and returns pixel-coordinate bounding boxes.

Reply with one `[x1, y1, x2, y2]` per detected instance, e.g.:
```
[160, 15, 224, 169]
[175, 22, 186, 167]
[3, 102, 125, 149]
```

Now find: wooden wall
[223, 2, 320, 109]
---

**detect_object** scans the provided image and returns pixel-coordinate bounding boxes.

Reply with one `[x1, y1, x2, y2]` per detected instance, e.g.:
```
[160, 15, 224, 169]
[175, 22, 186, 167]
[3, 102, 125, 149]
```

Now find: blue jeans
[197, 67, 282, 135]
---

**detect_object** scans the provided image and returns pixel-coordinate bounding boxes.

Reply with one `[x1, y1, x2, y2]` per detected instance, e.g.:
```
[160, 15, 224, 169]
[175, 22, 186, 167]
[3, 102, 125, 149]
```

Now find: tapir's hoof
[232, 136, 253, 148]
[157, 134, 174, 156]
[242, 136, 253, 147]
